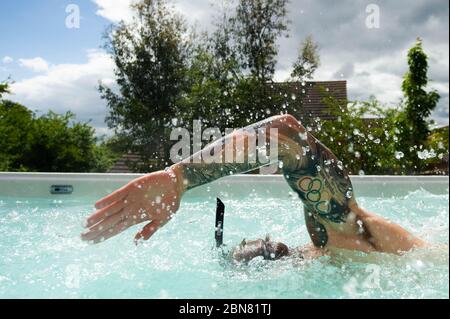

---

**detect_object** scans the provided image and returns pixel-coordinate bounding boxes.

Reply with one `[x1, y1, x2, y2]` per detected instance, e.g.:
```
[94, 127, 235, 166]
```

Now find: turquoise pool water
[0, 185, 448, 298]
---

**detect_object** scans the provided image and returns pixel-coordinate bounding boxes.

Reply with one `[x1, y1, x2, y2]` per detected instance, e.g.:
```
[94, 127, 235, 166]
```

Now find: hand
[81, 168, 183, 244]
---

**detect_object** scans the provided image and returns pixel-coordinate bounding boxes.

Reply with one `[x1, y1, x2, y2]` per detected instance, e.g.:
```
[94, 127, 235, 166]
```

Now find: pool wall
[0, 173, 448, 199]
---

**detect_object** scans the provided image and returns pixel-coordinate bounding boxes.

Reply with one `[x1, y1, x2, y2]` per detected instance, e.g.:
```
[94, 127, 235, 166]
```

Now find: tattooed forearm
[178, 162, 261, 191]
[174, 116, 287, 190]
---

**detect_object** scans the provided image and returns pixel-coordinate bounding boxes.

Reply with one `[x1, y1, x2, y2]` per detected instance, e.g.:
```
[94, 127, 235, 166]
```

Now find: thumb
[134, 220, 161, 244]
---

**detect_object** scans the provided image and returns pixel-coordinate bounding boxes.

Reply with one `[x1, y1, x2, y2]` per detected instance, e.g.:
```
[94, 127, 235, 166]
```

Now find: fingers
[86, 200, 126, 228]
[95, 185, 129, 209]
[134, 220, 163, 243]
[91, 218, 139, 244]
[81, 211, 126, 241]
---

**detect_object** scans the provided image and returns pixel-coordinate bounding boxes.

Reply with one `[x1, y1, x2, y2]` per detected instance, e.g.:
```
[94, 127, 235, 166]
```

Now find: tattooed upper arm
[304, 206, 328, 248]
[282, 131, 354, 225]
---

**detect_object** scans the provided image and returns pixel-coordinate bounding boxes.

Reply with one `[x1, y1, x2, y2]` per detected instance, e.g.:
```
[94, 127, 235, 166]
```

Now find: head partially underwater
[230, 235, 290, 263]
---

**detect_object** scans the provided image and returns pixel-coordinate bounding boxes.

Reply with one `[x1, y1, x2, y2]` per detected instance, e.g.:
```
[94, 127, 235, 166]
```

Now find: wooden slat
[268, 81, 348, 121]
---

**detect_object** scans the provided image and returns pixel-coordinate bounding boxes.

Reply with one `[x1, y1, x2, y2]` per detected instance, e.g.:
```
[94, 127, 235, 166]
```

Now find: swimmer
[228, 236, 325, 264]
[81, 114, 428, 257]
[216, 199, 323, 264]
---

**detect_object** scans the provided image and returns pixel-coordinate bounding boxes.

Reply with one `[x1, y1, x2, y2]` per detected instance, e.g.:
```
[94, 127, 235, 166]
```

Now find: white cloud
[2, 56, 13, 64]
[92, 0, 135, 23]
[172, 0, 216, 27]
[274, 39, 449, 126]
[9, 50, 115, 136]
[18, 57, 50, 73]
[92, 0, 216, 26]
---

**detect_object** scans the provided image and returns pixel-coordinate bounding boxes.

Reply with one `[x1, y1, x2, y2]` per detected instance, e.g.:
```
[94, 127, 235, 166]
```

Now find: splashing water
[0, 187, 448, 298]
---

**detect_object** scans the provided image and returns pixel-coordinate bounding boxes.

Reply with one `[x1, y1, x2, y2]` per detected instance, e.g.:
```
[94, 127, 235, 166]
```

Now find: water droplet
[394, 151, 404, 160]
[299, 132, 308, 140]
[302, 146, 310, 155]
[417, 149, 436, 160]
[348, 143, 354, 153]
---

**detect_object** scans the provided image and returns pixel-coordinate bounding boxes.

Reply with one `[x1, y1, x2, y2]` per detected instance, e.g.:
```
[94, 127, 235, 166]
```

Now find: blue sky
[1, 0, 448, 136]
[1, 0, 106, 73]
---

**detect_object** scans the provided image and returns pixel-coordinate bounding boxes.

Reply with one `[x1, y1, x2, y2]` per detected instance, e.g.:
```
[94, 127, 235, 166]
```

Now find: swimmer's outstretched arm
[82, 114, 308, 243]
[81, 114, 424, 254]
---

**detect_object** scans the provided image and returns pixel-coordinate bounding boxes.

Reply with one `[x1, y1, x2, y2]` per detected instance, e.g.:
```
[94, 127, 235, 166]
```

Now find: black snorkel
[215, 198, 225, 248]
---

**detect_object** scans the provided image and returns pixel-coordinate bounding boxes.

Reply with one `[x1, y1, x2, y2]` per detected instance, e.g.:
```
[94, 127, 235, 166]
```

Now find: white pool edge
[0, 172, 448, 199]
[0, 172, 448, 182]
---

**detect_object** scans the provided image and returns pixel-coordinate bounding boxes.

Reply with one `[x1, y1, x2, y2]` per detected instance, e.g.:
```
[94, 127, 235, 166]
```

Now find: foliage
[102, 0, 296, 171]
[0, 82, 10, 98]
[309, 39, 446, 176]
[0, 92, 119, 172]
[91, 138, 121, 173]
[291, 35, 320, 81]
[315, 96, 404, 175]
[100, 0, 191, 172]
[232, 0, 289, 82]
[315, 97, 448, 175]
[423, 126, 449, 174]
[400, 38, 440, 170]
[0, 99, 34, 171]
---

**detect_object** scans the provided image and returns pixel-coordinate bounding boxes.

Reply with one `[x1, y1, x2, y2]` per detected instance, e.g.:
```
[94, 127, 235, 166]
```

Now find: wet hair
[231, 235, 290, 263]
[264, 241, 290, 260]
